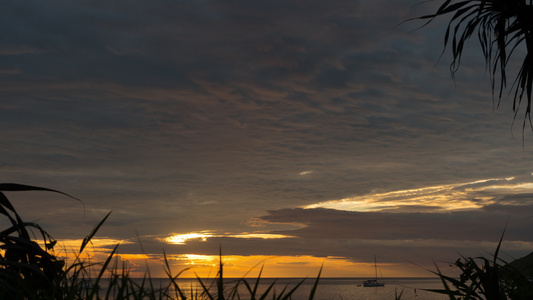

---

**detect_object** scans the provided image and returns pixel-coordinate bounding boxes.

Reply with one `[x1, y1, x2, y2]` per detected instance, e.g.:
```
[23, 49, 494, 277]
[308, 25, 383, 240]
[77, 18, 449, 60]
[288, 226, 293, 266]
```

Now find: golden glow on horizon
[83, 252, 432, 278]
[183, 254, 215, 265]
[47, 237, 533, 278]
[43, 238, 131, 260]
[161, 254, 401, 278]
[58, 238, 130, 248]
[36, 238, 137, 277]
[118, 254, 151, 260]
[304, 177, 524, 212]
[20, 241, 443, 278]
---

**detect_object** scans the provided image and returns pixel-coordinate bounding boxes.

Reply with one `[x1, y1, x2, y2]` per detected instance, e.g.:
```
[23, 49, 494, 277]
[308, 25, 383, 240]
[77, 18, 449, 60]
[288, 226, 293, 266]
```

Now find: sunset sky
[2, 0, 533, 278]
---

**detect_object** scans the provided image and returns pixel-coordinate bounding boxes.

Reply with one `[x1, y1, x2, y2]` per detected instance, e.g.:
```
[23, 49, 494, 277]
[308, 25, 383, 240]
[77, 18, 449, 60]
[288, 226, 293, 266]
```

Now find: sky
[2, 0, 533, 278]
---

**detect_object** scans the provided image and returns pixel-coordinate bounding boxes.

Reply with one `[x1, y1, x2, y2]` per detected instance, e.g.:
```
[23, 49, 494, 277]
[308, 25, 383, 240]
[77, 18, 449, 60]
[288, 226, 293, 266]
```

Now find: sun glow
[164, 232, 213, 244]
[163, 232, 292, 245]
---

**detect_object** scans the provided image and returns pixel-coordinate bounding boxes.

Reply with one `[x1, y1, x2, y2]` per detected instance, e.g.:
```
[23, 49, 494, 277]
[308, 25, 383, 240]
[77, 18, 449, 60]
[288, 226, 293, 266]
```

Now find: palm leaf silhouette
[411, 0, 533, 134]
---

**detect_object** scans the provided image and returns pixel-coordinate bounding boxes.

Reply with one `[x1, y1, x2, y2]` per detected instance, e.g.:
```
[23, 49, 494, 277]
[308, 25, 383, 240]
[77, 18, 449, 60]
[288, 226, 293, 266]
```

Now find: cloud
[3, 0, 533, 277]
[305, 177, 530, 212]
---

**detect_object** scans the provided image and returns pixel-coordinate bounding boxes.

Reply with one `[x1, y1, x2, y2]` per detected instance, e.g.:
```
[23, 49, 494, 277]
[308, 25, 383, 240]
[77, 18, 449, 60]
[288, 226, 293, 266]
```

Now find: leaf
[409, 0, 533, 136]
[308, 264, 323, 300]
[0, 183, 82, 203]
[79, 210, 112, 254]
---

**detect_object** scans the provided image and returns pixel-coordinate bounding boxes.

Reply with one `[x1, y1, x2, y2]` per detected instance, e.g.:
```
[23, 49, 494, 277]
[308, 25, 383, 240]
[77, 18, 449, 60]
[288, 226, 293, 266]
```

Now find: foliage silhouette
[411, 0, 533, 132]
[425, 228, 533, 299]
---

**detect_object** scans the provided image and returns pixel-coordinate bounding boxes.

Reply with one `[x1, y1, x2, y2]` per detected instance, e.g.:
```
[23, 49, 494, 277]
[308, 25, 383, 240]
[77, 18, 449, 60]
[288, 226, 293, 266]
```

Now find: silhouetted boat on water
[363, 279, 384, 287]
[363, 255, 384, 287]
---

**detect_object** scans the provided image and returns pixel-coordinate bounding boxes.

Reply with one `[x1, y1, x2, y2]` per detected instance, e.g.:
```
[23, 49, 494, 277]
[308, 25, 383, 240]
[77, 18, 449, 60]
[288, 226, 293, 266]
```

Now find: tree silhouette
[415, 0, 533, 131]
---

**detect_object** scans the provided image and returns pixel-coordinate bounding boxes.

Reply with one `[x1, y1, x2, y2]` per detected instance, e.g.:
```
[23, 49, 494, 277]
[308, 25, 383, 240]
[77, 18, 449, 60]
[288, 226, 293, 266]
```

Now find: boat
[363, 255, 385, 287]
[363, 279, 384, 287]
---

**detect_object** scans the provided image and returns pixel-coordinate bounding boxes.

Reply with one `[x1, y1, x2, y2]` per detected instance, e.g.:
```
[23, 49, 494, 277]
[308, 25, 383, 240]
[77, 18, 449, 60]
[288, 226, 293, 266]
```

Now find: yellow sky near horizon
[51, 234, 533, 279]
[48, 236, 459, 279]
[56, 248, 425, 278]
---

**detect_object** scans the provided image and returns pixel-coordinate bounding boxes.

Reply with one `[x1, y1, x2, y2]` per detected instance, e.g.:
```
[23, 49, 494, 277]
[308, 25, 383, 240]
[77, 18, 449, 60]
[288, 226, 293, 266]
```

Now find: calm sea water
[114, 277, 449, 300]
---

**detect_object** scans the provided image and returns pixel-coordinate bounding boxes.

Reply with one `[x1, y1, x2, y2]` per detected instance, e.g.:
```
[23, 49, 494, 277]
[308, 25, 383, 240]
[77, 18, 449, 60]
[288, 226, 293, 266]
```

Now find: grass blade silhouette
[79, 210, 112, 254]
[308, 264, 323, 300]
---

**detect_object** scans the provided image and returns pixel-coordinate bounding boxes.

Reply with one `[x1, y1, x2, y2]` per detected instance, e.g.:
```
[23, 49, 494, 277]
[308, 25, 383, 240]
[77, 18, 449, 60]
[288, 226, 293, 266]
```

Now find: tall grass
[0, 184, 323, 300]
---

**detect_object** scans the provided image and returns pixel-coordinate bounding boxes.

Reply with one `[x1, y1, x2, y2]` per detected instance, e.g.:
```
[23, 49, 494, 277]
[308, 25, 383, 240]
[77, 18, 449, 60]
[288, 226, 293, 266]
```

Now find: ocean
[115, 277, 450, 299]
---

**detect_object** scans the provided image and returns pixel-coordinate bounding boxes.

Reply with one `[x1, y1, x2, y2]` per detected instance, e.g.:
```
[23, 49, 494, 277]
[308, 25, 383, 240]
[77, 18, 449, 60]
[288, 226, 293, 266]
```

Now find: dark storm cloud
[259, 207, 533, 242]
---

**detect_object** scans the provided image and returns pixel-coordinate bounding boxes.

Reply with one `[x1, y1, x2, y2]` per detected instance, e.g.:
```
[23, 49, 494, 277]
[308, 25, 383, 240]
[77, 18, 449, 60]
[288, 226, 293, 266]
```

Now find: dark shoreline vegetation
[0, 184, 532, 299]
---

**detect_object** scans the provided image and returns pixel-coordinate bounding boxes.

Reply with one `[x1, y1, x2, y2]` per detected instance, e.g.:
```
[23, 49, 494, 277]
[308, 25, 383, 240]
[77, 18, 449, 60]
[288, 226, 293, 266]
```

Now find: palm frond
[412, 0, 533, 131]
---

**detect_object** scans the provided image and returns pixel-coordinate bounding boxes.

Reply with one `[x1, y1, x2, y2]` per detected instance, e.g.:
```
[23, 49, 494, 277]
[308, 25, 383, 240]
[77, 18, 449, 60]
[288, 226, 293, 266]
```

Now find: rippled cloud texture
[2, 0, 533, 277]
